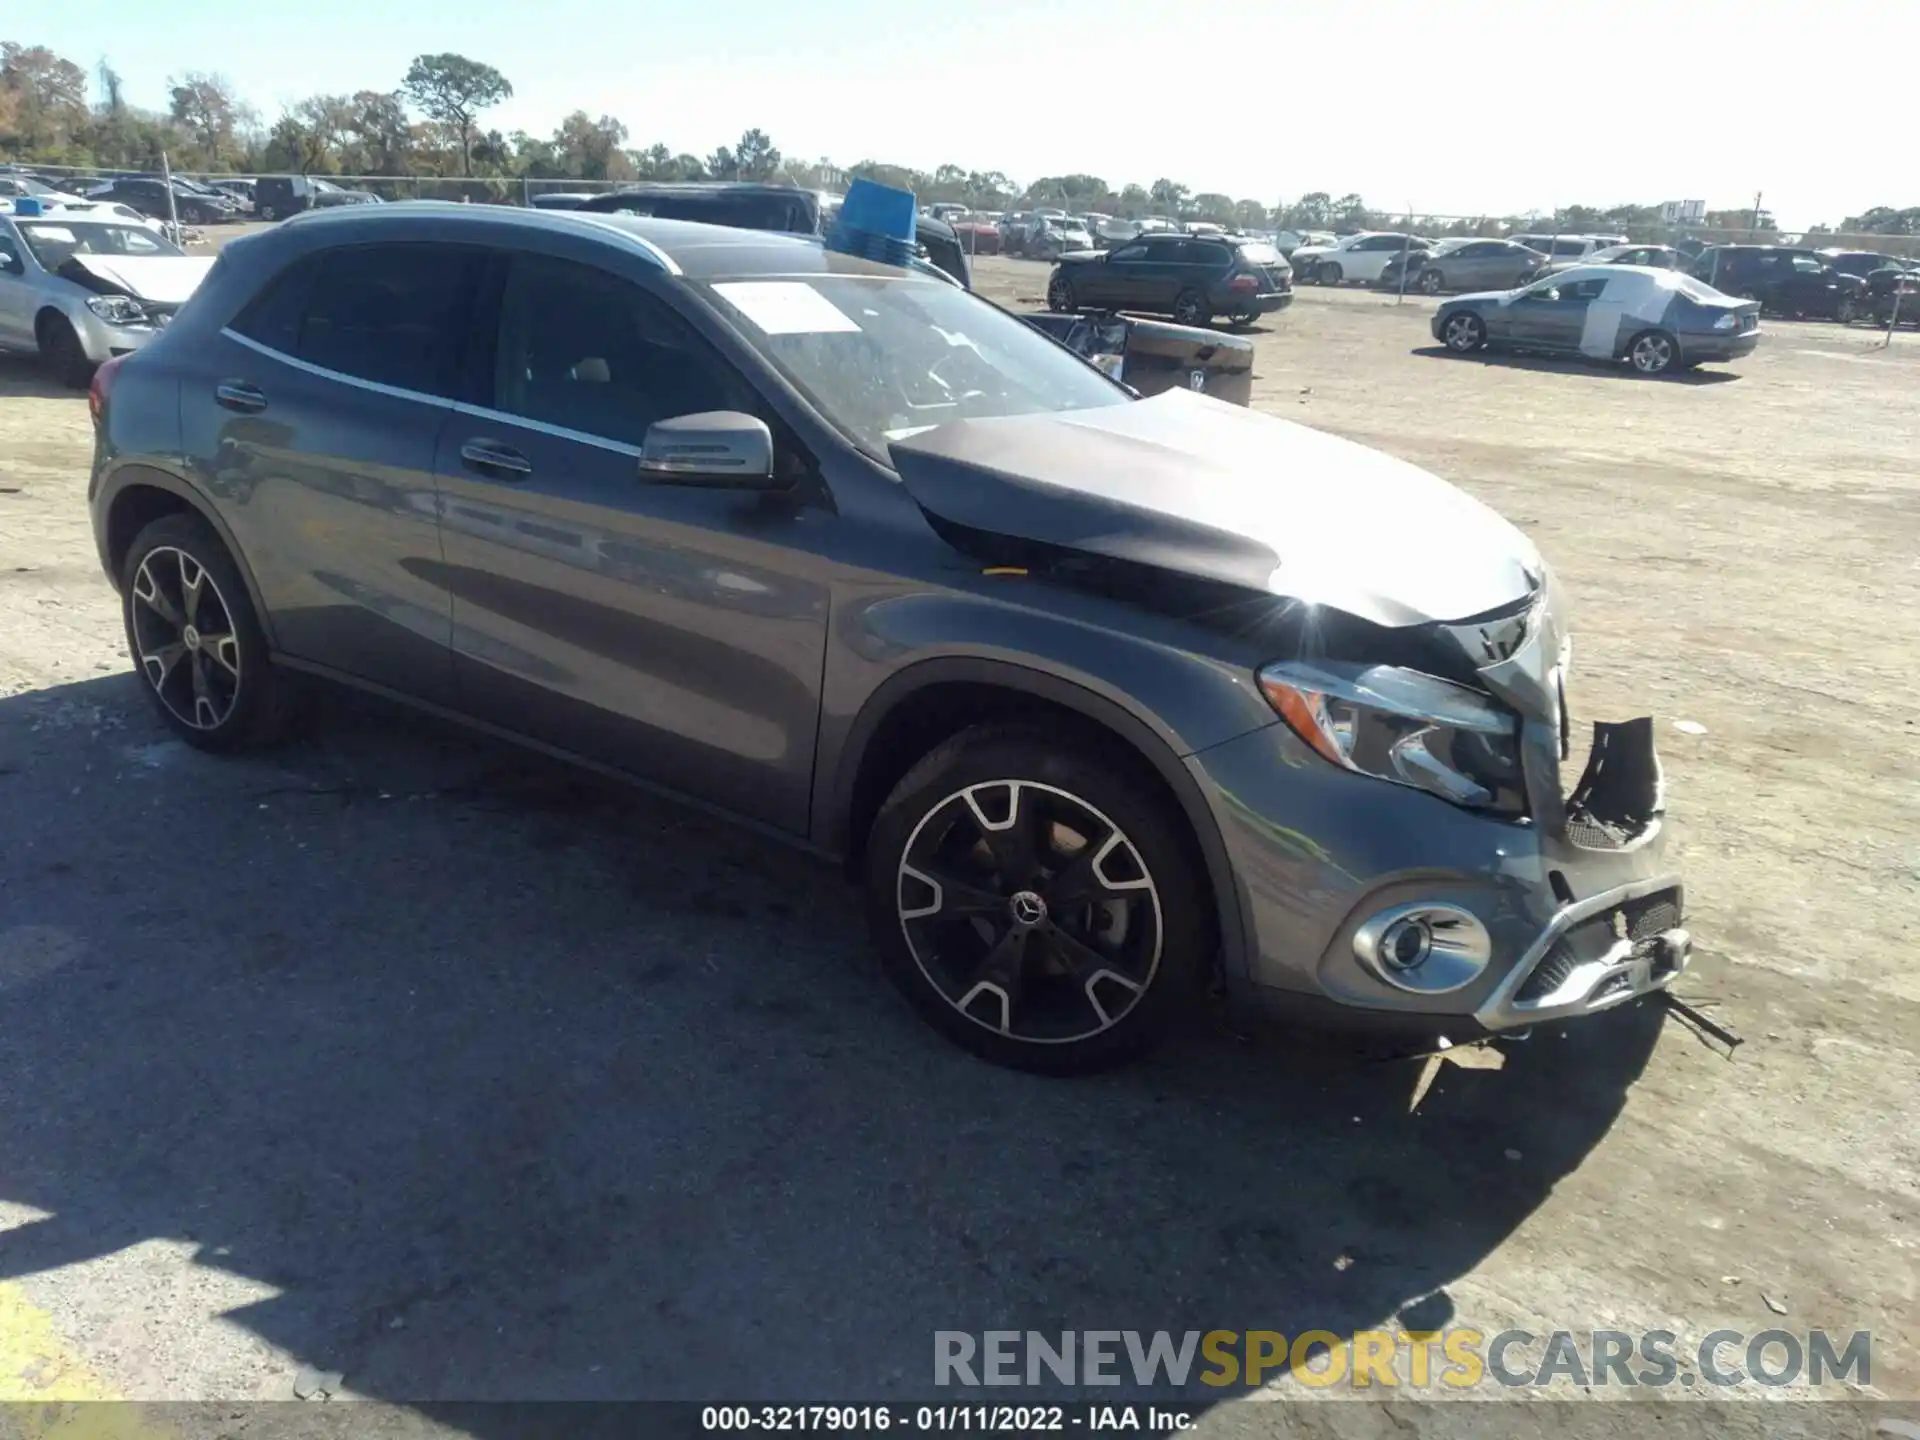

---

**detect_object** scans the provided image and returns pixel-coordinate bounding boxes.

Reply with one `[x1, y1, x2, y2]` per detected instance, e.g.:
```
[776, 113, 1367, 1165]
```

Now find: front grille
[1565, 815, 1632, 850]
[1625, 893, 1682, 941]
[1517, 940, 1580, 1002]
[1514, 887, 1683, 1006]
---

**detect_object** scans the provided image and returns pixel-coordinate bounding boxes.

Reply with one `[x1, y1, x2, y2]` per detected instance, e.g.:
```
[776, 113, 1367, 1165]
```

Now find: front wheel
[1047, 272, 1077, 312]
[1420, 268, 1445, 295]
[1172, 288, 1211, 326]
[864, 725, 1210, 1074]
[1441, 311, 1486, 353]
[1317, 262, 1344, 286]
[1627, 328, 1678, 375]
[1836, 294, 1860, 325]
[37, 313, 94, 389]
[121, 513, 291, 752]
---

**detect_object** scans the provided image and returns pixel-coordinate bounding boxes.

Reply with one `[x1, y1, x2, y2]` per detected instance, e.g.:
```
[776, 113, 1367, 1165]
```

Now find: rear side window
[234, 243, 482, 397]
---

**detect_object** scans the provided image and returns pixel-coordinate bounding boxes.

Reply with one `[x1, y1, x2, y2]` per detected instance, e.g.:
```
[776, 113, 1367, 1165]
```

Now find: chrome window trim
[220, 328, 647, 459]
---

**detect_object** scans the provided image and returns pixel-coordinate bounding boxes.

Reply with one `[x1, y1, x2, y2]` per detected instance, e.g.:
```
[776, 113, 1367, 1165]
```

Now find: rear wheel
[121, 513, 291, 752]
[259, 203, 280, 222]
[1047, 271, 1077, 312]
[1627, 328, 1678, 375]
[864, 724, 1210, 1074]
[1441, 311, 1486, 353]
[1172, 288, 1211, 326]
[36, 312, 94, 390]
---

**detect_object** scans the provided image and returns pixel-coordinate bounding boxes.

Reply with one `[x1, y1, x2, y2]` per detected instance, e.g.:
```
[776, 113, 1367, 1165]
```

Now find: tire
[36, 312, 94, 390]
[120, 513, 291, 752]
[863, 723, 1210, 1075]
[259, 203, 279, 222]
[1172, 288, 1211, 327]
[1318, 262, 1344, 286]
[1441, 311, 1486, 353]
[1420, 268, 1445, 295]
[1626, 328, 1678, 376]
[1047, 271, 1077, 312]
[1836, 294, 1859, 325]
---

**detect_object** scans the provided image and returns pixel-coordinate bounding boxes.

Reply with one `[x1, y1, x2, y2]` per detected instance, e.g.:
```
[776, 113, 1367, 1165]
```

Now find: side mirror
[639, 411, 781, 489]
[0, 252, 22, 275]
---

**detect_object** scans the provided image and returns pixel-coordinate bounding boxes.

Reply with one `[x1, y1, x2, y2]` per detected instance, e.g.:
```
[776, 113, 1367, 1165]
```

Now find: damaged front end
[58, 259, 179, 332]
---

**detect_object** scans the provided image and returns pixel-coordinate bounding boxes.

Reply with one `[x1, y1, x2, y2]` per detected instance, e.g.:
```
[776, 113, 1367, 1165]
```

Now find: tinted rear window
[241, 243, 483, 397]
[1236, 241, 1282, 265]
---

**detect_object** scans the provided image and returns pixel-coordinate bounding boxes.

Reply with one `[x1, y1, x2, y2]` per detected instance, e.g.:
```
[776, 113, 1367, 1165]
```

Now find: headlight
[1713, 313, 1738, 330]
[85, 295, 148, 325]
[1257, 660, 1526, 813]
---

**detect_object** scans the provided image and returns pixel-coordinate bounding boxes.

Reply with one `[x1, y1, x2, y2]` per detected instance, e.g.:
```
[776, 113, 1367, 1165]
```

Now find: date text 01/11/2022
[698, 1404, 1195, 1431]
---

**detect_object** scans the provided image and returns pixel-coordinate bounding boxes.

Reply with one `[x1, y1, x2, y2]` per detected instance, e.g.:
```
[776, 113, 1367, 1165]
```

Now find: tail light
[89, 353, 128, 428]
[1228, 273, 1260, 293]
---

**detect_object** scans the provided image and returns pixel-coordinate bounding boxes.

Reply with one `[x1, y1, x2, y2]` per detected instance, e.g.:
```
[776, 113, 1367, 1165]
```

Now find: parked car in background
[925, 202, 968, 221]
[1271, 229, 1334, 259]
[1291, 232, 1430, 286]
[1433, 265, 1760, 375]
[1382, 238, 1545, 294]
[254, 175, 381, 221]
[1816, 248, 1912, 282]
[82, 176, 237, 225]
[1022, 310, 1255, 404]
[950, 212, 1002, 254]
[205, 179, 256, 213]
[0, 173, 89, 207]
[580, 181, 973, 290]
[1025, 216, 1095, 260]
[90, 202, 1690, 1073]
[1687, 245, 1866, 321]
[1508, 234, 1628, 263]
[1537, 243, 1681, 276]
[528, 191, 598, 210]
[1858, 262, 1920, 326]
[0, 210, 214, 385]
[1047, 231, 1292, 326]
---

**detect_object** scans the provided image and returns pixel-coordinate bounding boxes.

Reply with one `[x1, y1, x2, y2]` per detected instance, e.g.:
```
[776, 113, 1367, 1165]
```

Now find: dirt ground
[0, 242, 1914, 1429]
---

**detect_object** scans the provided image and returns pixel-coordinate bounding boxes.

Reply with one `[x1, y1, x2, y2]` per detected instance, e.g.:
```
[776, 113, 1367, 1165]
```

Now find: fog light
[1353, 903, 1493, 995]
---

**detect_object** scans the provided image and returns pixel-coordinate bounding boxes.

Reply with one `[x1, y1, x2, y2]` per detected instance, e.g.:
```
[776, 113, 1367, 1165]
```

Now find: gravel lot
[0, 240, 1914, 1428]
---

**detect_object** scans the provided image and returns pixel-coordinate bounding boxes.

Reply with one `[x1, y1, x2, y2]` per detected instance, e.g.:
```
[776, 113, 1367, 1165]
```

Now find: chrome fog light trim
[1353, 903, 1493, 995]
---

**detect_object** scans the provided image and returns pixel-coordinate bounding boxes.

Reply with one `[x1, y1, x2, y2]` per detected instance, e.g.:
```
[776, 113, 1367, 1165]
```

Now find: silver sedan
[0, 212, 214, 387]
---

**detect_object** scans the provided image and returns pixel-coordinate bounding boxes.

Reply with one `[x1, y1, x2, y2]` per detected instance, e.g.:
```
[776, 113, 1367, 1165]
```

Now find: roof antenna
[825, 177, 918, 269]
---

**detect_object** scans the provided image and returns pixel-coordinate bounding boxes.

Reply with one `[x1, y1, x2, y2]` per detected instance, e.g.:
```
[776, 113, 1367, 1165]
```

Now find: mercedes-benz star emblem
[1008, 891, 1047, 928]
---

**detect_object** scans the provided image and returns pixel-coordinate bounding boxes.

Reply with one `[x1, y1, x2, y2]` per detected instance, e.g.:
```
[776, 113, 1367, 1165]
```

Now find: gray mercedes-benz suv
[87, 203, 1689, 1073]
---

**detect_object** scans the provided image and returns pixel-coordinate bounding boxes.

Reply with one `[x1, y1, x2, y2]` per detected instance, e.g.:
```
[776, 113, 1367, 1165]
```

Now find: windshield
[17, 220, 185, 267]
[704, 274, 1128, 459]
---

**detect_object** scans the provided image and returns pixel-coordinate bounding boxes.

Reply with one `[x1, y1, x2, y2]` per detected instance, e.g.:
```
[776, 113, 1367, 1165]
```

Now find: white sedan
[1291, 231, 1432, 286]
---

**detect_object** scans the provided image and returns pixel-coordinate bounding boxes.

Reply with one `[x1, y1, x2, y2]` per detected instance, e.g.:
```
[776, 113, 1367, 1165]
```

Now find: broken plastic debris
[293, 1367, 344, 1400]
[1763, 1293, 1788, 1315]
[1673, 719, 1708, 735]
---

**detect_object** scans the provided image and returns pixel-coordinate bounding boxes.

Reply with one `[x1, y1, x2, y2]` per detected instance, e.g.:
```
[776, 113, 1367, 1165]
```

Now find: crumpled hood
[889, 390, 1542, 628]
[64, 254, 215, 306]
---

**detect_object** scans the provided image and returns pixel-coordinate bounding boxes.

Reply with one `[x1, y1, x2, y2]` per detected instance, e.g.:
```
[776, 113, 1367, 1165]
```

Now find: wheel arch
[824, 655, 1250, 979]
[96, 465, 279, 649]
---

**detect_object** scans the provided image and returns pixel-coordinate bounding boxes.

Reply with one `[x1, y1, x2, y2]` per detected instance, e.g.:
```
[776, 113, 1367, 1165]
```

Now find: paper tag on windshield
[712, 281, 861, 336]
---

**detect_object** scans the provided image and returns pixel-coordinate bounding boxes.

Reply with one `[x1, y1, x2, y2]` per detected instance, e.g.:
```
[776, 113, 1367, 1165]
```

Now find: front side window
[492, 253, 754, 446]
[1563, 278, 1609, 302]
[243, 243, 482, 397]
[1789, 254, 1825, 275]
[1108, 244, 1150, 263]
[704, 273, 1128, 459]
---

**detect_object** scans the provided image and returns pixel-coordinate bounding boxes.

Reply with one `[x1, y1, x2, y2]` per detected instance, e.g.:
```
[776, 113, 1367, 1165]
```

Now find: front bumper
[1188, 578, 1687, 1038]
[72, 309, 167, 363]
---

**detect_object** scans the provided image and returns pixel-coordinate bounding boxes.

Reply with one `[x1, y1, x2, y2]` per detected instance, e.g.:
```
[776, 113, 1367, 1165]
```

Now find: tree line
[3, 39, 1912, 236]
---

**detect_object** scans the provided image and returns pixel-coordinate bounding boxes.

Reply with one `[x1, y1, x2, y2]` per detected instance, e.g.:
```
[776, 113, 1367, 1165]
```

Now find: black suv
[254, 175, 382, 222]
[1044, 233, 1293, 328]
[579, 182, 972, 290]
[89, 177, 238, 226]
[1689, 245, 1865, 321]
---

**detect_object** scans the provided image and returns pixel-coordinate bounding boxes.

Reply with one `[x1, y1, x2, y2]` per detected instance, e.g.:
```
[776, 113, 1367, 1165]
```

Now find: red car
[950, 214, 1002, 256]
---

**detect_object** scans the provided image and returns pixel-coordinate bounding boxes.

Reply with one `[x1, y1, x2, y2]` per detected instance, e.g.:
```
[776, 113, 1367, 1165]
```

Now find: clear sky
[19, 0, 1910, 228]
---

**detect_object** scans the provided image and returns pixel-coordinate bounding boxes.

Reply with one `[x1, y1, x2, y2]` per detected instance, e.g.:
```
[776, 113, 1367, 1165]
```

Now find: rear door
[431, 249, 830, 833]
[188, 240, 482, 705]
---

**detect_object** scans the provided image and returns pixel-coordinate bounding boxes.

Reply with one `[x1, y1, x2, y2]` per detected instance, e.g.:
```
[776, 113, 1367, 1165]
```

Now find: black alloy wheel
[865, 725, 1208, 1074]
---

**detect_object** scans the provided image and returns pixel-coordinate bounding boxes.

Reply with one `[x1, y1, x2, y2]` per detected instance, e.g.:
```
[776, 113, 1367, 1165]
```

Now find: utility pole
[1750, 190, 1763, 236]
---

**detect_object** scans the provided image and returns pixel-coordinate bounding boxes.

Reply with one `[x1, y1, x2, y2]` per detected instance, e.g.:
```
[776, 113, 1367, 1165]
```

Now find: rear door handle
[460, 438, 533, 479]
[215, 380, 266, 413]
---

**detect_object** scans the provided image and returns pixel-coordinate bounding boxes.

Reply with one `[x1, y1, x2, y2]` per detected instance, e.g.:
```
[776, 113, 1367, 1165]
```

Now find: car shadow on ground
[0, 353, 74, 399]
[0, 673, 1666, 1420]
[1412, 345, 1742, 385]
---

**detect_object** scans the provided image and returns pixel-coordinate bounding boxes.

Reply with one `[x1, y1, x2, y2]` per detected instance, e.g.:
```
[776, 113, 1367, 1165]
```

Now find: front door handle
[460, 439, 533, 479]
[215, 380, 266, 413]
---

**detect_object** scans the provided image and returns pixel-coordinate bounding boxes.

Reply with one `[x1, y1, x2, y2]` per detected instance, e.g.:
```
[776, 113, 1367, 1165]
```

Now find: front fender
[814, 587, 1281, 979]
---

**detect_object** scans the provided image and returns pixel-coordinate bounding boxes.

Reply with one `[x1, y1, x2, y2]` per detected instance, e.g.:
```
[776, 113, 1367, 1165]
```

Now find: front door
[0, 226, 34, 350]
[432, 250, 830, 834]
[185, 240, 483, 706]
[1506, 277, 1599, 351]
